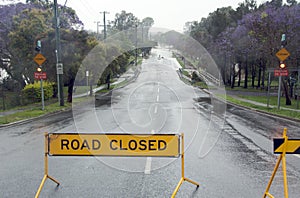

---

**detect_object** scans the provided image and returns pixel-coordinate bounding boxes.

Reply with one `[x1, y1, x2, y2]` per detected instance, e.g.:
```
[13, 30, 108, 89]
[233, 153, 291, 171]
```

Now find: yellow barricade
[263, 128, 300, 198]
[35, 133, 199, 197]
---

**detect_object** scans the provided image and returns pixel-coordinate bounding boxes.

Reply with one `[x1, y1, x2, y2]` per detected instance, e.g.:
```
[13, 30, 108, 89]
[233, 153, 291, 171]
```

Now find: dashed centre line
[154, 105, 158, 114]
[144, 157, 152, 174]
[145, 83, 161, 174]
[144, 130, 155, 174]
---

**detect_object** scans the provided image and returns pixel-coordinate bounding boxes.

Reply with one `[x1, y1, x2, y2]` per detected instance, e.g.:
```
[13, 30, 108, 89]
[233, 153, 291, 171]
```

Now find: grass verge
[0, 97, 90, 125]
[238, 95, 300, 109]
[223, 95, 300, 121]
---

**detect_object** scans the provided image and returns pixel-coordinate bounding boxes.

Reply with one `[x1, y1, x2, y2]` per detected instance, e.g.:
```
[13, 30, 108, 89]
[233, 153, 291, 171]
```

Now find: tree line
[184, 0, 299, 105]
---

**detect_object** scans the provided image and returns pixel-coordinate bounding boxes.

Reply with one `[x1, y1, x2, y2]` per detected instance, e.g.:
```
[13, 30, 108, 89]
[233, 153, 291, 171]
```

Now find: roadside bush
[191, 71, 202, 82]
[22, 81, 54, 104]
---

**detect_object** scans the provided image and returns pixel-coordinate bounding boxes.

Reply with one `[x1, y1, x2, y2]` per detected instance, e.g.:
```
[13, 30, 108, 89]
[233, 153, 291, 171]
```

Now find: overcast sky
[58, 0, 271, 32]
[1, 0, 279, 32]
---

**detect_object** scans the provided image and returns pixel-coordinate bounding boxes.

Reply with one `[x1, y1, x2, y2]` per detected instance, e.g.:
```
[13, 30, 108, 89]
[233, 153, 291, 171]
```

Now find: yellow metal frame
[263, 128, 289, 198]
[171, 133, 199, 197]
[35, 133, 198, 197]
[35, 133, 60, 198]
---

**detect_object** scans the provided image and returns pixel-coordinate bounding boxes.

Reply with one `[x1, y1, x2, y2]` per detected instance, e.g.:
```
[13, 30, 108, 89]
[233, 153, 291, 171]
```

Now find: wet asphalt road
[0, 48, 300, 197]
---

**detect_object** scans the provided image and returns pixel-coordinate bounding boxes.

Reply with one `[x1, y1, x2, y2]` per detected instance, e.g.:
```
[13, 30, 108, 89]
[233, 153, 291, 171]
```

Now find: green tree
[6, 2, 94, 104]
[112, 10, 139, 31]
[141, 17, 154, 41]
[142, 17, 154, 27]
[8, 8, 52, 87]
[59, 29, 98, 102]
[205, 7, 235, 40]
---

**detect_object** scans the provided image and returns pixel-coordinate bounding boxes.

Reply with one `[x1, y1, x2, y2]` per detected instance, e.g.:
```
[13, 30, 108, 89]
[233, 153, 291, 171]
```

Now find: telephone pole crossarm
[100, 11, 110, 40]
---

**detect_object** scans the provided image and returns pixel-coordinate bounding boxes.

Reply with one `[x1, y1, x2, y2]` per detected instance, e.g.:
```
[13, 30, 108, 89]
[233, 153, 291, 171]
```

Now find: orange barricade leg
[171, 133, 199, 198]
[35, 133, 60, 198]
[263, 128, 289, 198]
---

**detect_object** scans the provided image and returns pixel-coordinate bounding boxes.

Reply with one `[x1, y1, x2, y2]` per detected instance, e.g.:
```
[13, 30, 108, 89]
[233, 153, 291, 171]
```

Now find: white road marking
[144, 157, 152, 174]
[145, 130, 155, 174]
[155, 84, 159, 113]
[294, 154, 300, 159]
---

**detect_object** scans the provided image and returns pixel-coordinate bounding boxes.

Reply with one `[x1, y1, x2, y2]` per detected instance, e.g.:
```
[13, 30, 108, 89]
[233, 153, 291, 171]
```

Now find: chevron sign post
[263, 128, 298, 198]
[274, 138, 300, 154]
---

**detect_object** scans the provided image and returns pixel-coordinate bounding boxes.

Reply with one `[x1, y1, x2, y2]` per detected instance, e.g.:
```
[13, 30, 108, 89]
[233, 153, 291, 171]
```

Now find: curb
[225, 100, 300, 124]
[196, 89, 300, 124]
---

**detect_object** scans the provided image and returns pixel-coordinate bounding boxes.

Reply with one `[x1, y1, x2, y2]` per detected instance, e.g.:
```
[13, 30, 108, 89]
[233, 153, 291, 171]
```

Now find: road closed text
[110, 139, 167, 151]
[61, 139, 101, 150]
[48, 133, 180, 157]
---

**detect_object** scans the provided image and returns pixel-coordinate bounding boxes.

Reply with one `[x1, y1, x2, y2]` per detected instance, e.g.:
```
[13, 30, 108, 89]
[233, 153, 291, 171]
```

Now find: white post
[277, 76, 281, 110]
[40, 79, 44, 110]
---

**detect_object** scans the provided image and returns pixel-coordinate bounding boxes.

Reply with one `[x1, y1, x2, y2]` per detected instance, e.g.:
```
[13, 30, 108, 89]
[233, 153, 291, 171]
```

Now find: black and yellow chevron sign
[274, 138, 300, 154]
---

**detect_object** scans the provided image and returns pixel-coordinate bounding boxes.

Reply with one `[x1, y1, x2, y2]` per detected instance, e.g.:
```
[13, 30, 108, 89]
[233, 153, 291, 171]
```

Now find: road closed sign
[48, 133, 180, 157]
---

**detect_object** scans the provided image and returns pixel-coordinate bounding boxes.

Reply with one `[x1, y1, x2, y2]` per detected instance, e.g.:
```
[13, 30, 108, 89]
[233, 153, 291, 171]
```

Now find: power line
[78, 0, 98, 19]
[75, 0, 100, 31]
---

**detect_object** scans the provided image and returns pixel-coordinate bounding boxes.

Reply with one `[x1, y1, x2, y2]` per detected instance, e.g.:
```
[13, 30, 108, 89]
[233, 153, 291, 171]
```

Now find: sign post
[275, 47, 290, 110]
[297, 81, 300, 109]
[34, 53, 47, 110]
[278, 75, 282, 110]
[263, 128, 300, 198]
[267, 72, 271, 108]
[35, 133, 60, 198]
[297, 67, 300, 109]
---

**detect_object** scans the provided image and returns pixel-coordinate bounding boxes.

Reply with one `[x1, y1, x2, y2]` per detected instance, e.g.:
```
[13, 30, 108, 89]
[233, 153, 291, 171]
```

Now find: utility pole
[94, 21, 100, 39]
[54, 0, 64, 106]
[297, 59, 300, 109]
[141, 24, 144, 43]
[100, 11, 109, 39]
[135, 23, 138, 66]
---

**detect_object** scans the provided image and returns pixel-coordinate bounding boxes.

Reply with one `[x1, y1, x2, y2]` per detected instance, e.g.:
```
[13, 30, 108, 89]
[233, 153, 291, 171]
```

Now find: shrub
[191, 71, 202, 82]
[22, 81, 54, 104]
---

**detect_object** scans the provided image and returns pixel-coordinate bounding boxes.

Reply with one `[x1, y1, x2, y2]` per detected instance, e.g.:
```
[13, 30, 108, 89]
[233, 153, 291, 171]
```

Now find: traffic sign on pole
[56, 63, 63, 74]
[34, 53, 46, 66]
[34, 72, 47, 80]
[274, 69, 288, 77]
[276, 48, 290, 61]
